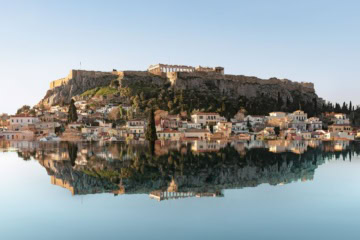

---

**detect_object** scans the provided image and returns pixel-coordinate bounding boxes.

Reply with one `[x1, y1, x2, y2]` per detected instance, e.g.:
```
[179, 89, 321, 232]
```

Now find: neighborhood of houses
[0, 102, 359, 143]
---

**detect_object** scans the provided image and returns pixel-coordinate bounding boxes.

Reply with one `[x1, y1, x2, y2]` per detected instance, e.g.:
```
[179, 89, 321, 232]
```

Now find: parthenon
[148, 63, 224, 75]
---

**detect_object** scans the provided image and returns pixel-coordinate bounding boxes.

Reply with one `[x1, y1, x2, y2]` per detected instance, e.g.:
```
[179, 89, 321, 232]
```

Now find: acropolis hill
[41, 63, 319, 107]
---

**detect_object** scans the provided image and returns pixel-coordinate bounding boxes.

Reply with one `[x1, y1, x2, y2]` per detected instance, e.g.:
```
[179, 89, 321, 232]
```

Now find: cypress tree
[145, 108, 157, 142]
[277, 92, 283, 110]
[313, 98, 318, 116]
[68, 99, 78, 123]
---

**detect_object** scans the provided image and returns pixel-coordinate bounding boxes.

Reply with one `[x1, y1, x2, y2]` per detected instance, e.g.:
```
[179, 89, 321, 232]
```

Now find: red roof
[192, 112, 219, 116]
[11, 114, 35, 118]
[157, 129, 180, 133]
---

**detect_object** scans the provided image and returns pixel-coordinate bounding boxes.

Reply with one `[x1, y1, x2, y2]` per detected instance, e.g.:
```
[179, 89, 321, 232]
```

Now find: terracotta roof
[11, 114, 36, 118]
[185, 129, 209, 133]
[192, 112, 220, 116]
[157, 129, 180, 133]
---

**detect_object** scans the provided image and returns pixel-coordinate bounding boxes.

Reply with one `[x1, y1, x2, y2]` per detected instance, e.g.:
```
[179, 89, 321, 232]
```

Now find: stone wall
[50, 70, 115, 89]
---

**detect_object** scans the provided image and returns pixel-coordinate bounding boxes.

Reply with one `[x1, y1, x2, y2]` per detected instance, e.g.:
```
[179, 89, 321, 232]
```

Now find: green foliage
[94, 86, 119, 96]
[81, 87, 100, 97]
[81, 86, 119, 98]
[110, 79, 120, 88]
[16, 105, 31, 115]
[145, 108, 157, 142]
[274, 126, 280, 136]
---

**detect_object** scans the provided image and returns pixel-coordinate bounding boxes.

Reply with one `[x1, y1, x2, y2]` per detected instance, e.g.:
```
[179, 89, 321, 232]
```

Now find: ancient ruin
[148, 64, 224, 75]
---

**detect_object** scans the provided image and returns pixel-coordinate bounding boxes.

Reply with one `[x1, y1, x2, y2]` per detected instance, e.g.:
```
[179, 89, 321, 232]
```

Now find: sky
[0, 0, 359, 114]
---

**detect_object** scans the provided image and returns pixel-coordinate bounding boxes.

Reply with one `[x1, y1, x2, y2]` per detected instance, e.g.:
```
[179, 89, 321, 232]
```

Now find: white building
[287, 110, 307, 122]
[287, 110, 308, 131]
[244, 115, 266, 126]
[9, 115, 40, 126]
[306, 117, 323, 131]
[183, 129, 210, 140]
[186, 122, 202, 129]
[231, 121, 249, 134]
[191, 112, 225, 126]
[126, 119, 146, 135]
[333, 113, 350, 125]
[157, 129, 182, 140]
[269, 112, 287, 118]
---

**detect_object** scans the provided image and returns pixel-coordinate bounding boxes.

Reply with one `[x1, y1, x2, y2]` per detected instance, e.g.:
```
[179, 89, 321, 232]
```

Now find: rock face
[169, 72, 318, 103]
[39, 69, 322, 107]
[40, 71, 118, 107]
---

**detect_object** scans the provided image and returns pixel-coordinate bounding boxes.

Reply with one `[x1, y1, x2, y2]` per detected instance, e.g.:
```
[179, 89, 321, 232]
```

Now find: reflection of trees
[10, 141, 360, 196]
[67, 142, 78, 167]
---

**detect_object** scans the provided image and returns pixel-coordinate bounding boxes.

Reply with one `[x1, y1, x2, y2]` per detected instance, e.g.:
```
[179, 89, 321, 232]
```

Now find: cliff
[39, 69, 322, 109]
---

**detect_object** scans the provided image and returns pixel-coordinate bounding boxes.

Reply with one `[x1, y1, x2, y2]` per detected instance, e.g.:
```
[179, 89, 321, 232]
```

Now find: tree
[277, 92, 283, 110]
[246, 118, 252, 132]
[274, 126, 280, 136]
[313, 98, 318, 116]
[108, 108, 121, 121]
[67, 99, 78, 123]
[16, 105, 31, 115]
[341, 102, 348, 113]
[110, 79, 119, 88]
[145, 108, 157, 142]
[119, 106, 124, 118]
[167, 101, 173, 111]
[67, 142, 78, 167]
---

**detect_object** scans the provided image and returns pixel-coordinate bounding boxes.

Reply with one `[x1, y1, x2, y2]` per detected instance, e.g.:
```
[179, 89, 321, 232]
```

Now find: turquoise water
[0, 141, 359, 240]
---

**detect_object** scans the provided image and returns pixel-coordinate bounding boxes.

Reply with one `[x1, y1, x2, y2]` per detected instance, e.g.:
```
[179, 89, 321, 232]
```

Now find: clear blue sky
[1, 0, 359, 114]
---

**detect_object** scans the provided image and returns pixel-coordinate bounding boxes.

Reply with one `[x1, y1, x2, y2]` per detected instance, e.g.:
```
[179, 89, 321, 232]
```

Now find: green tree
[67, 142, 78, 167]
[119, 106, 124, 118]
[16, 105, 31, 115]
[167, 101, 173, 111]
[145, 108, 158, 142]
[67, 99, 78, 123]
[110, 79, 119, 88]
[274, 126, 280, 136]
[246, 118, 252, 132]
[277, 92, 283, 110]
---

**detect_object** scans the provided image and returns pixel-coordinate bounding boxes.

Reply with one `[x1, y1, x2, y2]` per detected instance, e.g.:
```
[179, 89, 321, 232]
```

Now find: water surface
[0, 140, 359, 240]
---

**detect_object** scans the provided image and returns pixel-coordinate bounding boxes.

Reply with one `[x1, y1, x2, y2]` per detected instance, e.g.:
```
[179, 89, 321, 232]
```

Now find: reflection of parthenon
[148, 64, 224, 75]
[149, 190, 223, 201]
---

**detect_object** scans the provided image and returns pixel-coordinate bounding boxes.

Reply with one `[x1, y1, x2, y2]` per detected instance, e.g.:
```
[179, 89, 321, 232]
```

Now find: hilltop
[38, 64, 324, 117]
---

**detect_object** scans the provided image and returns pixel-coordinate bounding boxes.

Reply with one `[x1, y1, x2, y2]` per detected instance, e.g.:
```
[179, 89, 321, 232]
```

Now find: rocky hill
[38, 69, 324, 115]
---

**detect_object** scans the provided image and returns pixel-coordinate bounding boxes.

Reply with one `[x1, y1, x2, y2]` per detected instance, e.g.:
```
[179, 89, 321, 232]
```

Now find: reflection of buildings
[5, 140, 358, 200]
[268, 140, 322, 154]
[333, 141, 350, 151]
[191, 140, 227, 153]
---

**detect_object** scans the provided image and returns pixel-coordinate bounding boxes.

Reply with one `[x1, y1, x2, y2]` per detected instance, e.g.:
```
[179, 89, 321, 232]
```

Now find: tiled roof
[192, 112, 219, 116]
[185, 129, 209, 133]
[157, 129, 180, 133]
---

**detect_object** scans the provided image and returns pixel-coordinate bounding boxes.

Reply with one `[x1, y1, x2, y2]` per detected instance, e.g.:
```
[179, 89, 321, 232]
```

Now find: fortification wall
[50, 70, 115, 89]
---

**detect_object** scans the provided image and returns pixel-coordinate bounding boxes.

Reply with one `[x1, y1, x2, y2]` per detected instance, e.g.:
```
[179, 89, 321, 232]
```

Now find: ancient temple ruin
[148, 64, 224, 75]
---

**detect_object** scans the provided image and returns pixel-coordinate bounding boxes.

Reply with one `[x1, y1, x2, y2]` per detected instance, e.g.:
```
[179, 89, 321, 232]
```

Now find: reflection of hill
[8, 140, 360, 198]
[40, 159, 119, 195]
